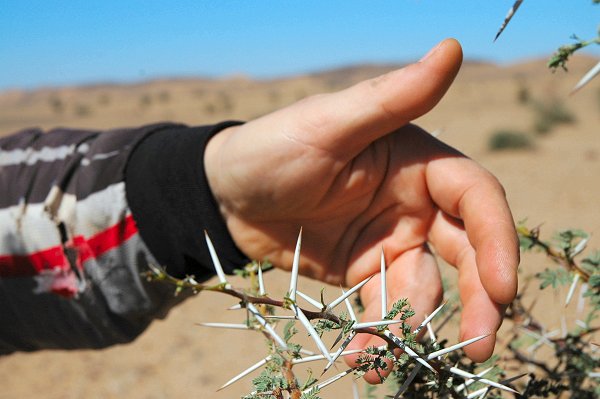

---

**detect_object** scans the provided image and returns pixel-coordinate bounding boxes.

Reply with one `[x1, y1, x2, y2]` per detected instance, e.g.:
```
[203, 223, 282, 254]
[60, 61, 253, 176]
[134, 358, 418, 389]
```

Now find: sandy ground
[0, 56, 599, 398]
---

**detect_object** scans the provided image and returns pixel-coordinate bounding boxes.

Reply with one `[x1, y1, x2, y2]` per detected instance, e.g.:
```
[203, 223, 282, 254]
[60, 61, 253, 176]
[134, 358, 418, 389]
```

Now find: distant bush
[516, 84, 531, 105]
[97, 93, 110, 106]
[140, 94, 153, 108]
[158, 90, 170, 103]
[488, 130, 533, 151]
[73, 103, 92, 117]
[532, 100, 576, 134]
[48, 95, 64, 114]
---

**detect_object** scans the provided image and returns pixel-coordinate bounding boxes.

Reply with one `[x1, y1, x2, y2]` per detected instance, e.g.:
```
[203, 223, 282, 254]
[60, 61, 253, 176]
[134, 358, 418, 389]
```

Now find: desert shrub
[488, 130, 533, 151]
[73, 103, 91, 117]
[158, 90, 170, 103]
[532, 100, 576, 134]
[139, 93, 152, 108]
[48, 95, 64, 114]
[146, 227, 599, 398]
[516, 84, 531, 105]
[97, 93, 110, 106]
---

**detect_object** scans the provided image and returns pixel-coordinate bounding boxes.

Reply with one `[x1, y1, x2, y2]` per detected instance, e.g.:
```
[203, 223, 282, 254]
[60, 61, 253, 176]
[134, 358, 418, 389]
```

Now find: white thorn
[204, 231, 228, 285]
[455, 367, 494, 392]
[227, 303, 242, 310]
[257, 263, 266, 296]
[328, 275, 373, 310]
[382, 330, 435, 373]
[572, 60, 600, 94]
[264, 315, 297, 320]
[426, 334, 490, 360]
[352, 379, 360, 399]
[577, 282, 588, 314]
[247, 302, 288, 349]
[292, 348, 363, 365]
[218, 356, 271, 391]
[323, 332, 357, 374]
[304, 368, 353, 393]
[288, 228, 302, 302]
[413, 301, 446, 335]
[467, 387, 490, 399]
[572, 237, 589, 257]
[426, 318, 437, 343]
[344, 291, 358, 322]
[466, 373, 526, 398]
[561, 315, 568, 338]
[394, 364, 423, 398]
[381, 248, 387, 319]
[565, 273, 580, 307]
[294, 305, 333, 363]
[352, 319, 404, 330]
[196, 322, 251, 330]
[447, 367, 519, 394]
[296, 290, 324, 310]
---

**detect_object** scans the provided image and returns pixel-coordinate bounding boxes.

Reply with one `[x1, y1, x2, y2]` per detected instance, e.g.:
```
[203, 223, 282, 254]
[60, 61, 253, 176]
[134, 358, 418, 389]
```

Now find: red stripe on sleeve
[0, 215, 138, 278]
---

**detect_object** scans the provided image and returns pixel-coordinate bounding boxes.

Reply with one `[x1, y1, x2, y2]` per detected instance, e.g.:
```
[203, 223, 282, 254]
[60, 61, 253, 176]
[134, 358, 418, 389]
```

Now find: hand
[204, 39, 519, 381]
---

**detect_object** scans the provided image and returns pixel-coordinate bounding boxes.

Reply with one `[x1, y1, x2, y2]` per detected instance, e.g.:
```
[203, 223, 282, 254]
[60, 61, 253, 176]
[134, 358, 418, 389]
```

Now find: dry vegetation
[0, 56, 599, 398]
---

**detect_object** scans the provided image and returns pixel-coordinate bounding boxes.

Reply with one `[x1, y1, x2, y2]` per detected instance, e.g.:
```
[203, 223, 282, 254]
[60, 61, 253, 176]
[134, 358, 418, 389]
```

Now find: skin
[204, 39, 519, 383]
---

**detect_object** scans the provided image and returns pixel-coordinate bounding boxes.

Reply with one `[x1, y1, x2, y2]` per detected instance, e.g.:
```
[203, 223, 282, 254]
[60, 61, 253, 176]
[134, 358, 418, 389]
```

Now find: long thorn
[247, 302, 288, 349]
[264, 315, 297, 320]
[572, 60, 600, 94]
[297, 290, 324, 310]
[327, 275, 373, 310]
[322, 332, 357, 375]
[413, 301, 446, 335]
[383, 330, 435, 373]
[493, 0, 524, 42]
[305, 368, 354, 393]
[565, 273, 580, 307]
[204, 231, 228, 285]
[292, 348, 363, 365]
[381, 247, 387, 319]
[455, 367, 493, 392]
[465, 373, 526, 398]
[352, 319, 404, 330]
[218, 356, 271, 391]
[294, 305, 333, 363]
[344, 291, 357, 322]
[288, 228, 302, 302]
[426, 334, 490, 360]
[426, 320, 437, 343]
[257, 263, 266, 296]
[196, 322, 251, 330]
[352, 379, 360, 399]
[447, 367, 519, 394]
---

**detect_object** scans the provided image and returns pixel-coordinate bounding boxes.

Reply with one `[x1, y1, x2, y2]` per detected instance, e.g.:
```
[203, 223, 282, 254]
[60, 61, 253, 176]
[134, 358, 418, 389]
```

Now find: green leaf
[536, 268, 571, 289]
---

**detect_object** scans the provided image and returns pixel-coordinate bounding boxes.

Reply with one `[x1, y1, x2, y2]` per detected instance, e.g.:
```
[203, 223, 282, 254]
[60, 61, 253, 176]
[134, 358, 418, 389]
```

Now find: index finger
[426, 156, 519, 304]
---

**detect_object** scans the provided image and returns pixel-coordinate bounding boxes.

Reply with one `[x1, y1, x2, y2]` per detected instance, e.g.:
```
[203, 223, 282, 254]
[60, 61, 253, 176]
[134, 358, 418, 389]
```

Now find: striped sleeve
[0, 122, 247, 354]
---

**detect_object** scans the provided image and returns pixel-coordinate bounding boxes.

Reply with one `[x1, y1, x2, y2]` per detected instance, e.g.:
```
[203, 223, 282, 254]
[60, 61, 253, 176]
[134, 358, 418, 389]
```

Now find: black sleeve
[125, 121, 250, 280]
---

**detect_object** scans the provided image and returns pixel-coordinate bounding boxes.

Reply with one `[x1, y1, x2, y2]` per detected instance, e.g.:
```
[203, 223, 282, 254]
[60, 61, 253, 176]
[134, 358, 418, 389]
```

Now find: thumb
[288, 38, 463, 157]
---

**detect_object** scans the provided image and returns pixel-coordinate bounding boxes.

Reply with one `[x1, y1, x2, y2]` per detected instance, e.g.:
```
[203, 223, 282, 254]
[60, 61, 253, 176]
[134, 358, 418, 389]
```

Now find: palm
[204, 40, 519, 369]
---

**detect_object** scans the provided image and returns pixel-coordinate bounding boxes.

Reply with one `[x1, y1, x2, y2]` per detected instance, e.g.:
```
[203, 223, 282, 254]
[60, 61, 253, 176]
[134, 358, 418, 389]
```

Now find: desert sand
[0, 56, 599, 398]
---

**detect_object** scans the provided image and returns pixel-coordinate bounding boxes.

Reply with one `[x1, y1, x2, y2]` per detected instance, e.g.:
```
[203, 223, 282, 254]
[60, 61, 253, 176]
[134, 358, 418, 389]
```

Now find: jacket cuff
[125, 121, 249, 279]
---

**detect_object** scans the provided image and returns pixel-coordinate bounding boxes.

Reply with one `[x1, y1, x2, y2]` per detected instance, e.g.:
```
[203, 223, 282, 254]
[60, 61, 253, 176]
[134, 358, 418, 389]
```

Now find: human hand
[204, 39, 519, 381]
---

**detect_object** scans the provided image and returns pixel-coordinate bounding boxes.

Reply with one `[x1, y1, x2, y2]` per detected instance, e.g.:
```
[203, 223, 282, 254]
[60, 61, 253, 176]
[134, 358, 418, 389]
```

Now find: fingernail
[419, 41, 443, 63]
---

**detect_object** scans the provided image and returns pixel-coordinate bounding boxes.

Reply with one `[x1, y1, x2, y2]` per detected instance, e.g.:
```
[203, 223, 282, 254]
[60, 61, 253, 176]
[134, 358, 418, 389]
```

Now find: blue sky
[1, 1, 598, 90]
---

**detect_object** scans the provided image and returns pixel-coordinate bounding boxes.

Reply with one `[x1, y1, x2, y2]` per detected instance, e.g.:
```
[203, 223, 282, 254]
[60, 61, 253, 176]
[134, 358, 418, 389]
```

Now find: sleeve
[0, 122, 247, 354]
[125, 121, 249, 280]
